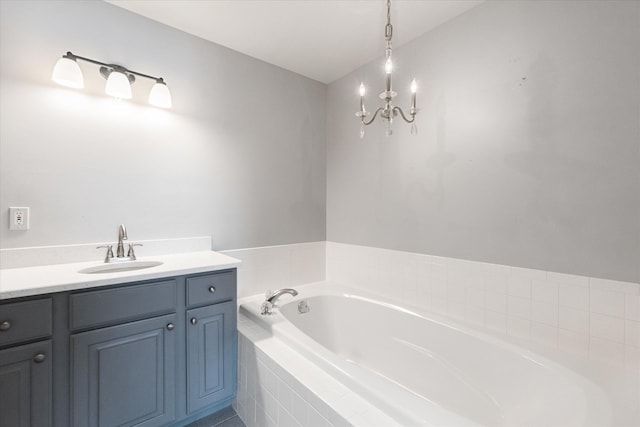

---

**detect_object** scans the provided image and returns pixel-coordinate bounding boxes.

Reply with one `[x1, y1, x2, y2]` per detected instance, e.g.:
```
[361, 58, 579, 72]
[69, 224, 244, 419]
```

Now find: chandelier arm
[393, 106, 415, 124]
[362, 107, 385, 126]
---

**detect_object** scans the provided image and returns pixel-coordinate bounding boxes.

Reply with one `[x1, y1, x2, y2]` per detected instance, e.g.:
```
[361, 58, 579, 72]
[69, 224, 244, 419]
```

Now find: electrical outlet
[9, 207, 29, 230]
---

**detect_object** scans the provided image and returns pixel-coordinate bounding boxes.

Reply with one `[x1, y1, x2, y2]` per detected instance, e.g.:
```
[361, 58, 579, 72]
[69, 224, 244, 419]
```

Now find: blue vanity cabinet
[0, 298, 53, 427]
[69, 279, 179, 427]
[185, 271, 237, 415]
[71, 314, 177, 427]
[1, 268, 238, 427]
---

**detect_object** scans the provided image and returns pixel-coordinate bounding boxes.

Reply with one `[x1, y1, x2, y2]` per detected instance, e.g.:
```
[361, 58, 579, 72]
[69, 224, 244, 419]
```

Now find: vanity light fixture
[356, 0, 418, 138]
[52, 51, 172, 108]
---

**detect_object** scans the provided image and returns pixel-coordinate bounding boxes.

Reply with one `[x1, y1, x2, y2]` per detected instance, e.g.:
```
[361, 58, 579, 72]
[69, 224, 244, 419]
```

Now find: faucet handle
[96, 245, 114, 263]
[127, 243, 143, 259]
[260, 301, 273, 316]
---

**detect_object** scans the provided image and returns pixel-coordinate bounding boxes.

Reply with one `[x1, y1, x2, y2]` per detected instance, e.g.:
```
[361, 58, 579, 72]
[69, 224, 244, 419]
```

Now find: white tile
[278, 379, 294, 415]
[291, 391, 309, 426]
[590, 277, 640, 295]
[486, 292, 507, 314]
[508, 276, 531, 298]
[263, 388, 279, 423]
[590, 337, 625, 365]
[510, 266, 547, 281]
[308, 406, 329, 427]
[625, 319, 640, 348]
[447, 301, 466, 320]
[559, 307, 589, 334]
[256, 402, 267, 427]
[558, 283, 589, 310]
[485, 273, 508, 294]
[465, 306, 485, 327]
[466, 288, 485, 308]
[590, 313, 625, 343]
[532, 301, 558, 326]
[279, 406, 302, 427]
[485, 311, 507, 334]
[532, 280, 558, 304]
[559, 329, 589, 356]
[547, 271, 589, 287]
[625, 295, 640, 320]
[625, 346, 640, 372]
[447, 284, 466, 304]
[532, 322, 558, 349]
[507, 316, 531, 340]
[590, 289, 625, 318]
[508, 296, 531, 320]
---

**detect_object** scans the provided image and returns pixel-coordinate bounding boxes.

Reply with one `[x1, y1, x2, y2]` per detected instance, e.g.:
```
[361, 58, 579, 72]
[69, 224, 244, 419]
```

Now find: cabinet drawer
[186, 271, 236, 307]
[0, 298, 52, 347]
[69, 279, 176, 330]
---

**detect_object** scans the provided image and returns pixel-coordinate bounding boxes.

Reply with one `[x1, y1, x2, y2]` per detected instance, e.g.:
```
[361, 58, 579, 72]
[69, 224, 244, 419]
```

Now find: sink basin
[78, 260, 163, 274]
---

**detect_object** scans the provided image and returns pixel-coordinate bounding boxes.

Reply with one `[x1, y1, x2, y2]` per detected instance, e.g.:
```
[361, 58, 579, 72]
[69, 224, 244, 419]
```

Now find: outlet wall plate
[9, 207, 29, 230]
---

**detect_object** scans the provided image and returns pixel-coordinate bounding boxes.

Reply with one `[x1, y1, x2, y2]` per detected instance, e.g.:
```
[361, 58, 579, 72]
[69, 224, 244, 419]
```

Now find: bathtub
[239, 282, 639, 426]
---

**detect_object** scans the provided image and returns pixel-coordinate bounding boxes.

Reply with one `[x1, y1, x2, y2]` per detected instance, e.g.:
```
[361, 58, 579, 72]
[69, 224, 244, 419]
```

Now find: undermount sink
[78, 260, 163, 274]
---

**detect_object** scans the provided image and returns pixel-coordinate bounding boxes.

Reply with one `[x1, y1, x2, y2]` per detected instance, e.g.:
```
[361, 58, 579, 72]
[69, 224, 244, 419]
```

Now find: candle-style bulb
[410, 79, 417, 93]
[385, 56, 393, 74]
[359, 83, 366, 97]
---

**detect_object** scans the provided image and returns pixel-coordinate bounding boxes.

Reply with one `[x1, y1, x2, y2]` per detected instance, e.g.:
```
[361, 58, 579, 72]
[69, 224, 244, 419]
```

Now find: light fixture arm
[361, 107, 385, 126]
[64, 51, 165, 84]
[393, 106, 416, 124]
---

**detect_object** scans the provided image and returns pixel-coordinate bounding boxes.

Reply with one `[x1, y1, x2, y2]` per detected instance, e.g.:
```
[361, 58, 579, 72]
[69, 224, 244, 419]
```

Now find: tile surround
[325, 241, 640, 371]
[235, 315, 399, 427]
[221, 242, 325, 298]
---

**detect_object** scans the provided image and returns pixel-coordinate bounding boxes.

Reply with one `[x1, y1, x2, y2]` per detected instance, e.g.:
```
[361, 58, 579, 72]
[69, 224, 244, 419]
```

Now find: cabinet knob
[33, 353, 46, 363]
[166, 323, 175, 331]
[208, 286, 216, 293]
[0, 320, 10, 331]
[190, 317, 198, 325]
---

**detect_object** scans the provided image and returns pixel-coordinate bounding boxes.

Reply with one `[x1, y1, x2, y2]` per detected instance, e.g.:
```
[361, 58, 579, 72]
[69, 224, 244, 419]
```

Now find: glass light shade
[359, 83, 365, 97]
[148, 81, 172, 108]
[52, 57, 84, 89]
[410, 78, 417, 93]
[105, 71, 132, 99]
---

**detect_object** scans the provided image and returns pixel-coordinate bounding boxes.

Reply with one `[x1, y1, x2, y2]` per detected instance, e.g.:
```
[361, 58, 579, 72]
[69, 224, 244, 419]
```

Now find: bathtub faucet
[260, 288, 298, 315]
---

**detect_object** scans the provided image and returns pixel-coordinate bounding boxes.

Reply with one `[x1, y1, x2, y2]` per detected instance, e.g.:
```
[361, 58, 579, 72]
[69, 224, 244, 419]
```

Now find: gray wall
[0, 1, 326, 250]
[327, 0, 640, 283]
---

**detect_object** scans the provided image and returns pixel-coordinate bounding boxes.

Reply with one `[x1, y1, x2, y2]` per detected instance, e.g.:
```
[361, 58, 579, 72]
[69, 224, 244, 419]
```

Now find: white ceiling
[107, 0, 483, 84]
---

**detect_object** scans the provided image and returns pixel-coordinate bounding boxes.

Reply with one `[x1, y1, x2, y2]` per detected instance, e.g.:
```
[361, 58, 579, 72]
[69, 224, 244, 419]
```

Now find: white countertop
[0, 251, 241, 300]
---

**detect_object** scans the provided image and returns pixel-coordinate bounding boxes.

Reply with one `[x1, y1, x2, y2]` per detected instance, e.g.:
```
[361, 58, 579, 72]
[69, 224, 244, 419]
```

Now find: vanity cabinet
[0, 299, 53, 427]
[0, 268, 237, 427]
[185, 272, 237, 415]
[71, 314, 177, 427]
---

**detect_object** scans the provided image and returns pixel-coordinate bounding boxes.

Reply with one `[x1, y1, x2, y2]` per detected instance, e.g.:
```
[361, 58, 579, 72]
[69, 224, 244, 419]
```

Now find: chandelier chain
[385, 0, 393, 42]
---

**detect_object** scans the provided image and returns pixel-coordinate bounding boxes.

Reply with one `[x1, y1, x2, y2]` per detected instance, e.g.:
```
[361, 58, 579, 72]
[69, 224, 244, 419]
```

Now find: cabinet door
[186, 301, 236, 414]
[71, 314, 176, 427]
[0, 340, 52, 427]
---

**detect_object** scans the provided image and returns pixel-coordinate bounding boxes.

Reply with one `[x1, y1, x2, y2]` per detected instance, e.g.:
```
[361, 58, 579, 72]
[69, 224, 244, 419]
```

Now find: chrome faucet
[261, 288, 298, 315]
[97, 224, 142, 263]
[116, 224, 128, 258]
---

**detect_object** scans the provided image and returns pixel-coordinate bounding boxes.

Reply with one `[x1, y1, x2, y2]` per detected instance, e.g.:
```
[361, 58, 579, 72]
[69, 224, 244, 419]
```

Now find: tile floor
[185, 406, 245, 427]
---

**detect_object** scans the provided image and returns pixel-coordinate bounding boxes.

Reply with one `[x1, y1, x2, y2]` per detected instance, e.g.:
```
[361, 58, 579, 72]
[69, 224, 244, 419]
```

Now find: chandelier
[356, 0, 418, 138]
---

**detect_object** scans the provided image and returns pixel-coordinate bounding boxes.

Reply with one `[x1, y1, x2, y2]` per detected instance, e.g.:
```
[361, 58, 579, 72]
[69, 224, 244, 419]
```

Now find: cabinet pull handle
[190, 317, 198, 325]
[166, 323, 175, 331]
[33, 353, 46, 363]
[0, 320, 10, 331]
[208, 286, 216, 293]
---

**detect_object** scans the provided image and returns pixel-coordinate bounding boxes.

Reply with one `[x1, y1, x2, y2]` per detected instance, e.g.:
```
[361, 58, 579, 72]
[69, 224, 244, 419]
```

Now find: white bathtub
[239, 282, 639, 426]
